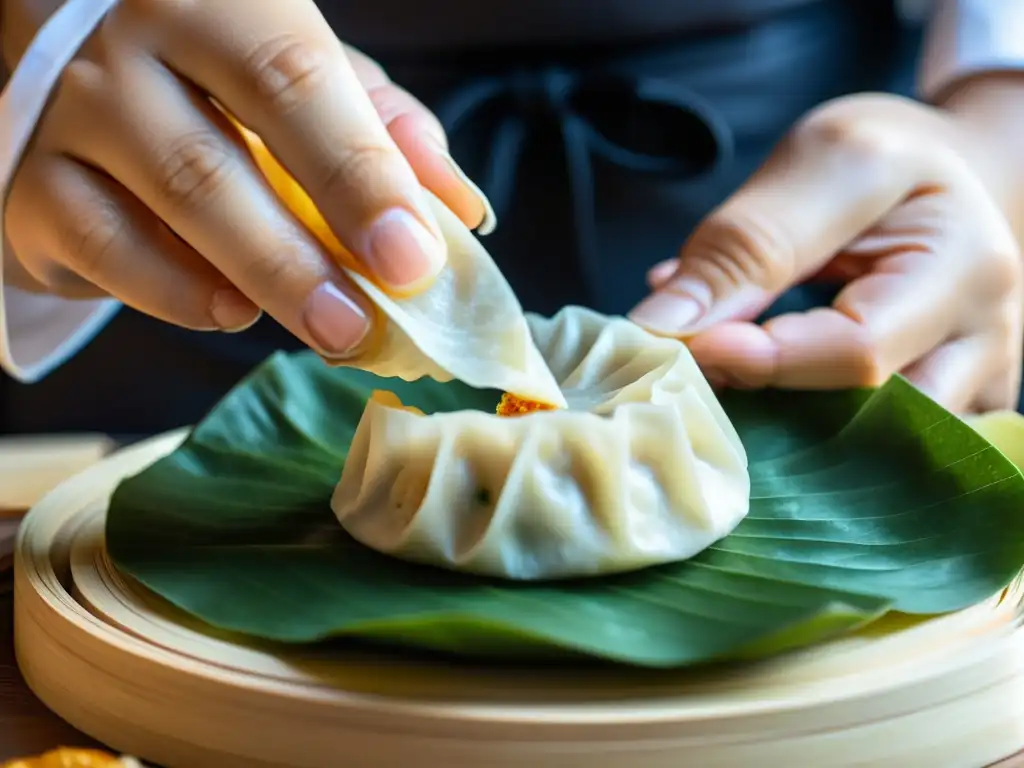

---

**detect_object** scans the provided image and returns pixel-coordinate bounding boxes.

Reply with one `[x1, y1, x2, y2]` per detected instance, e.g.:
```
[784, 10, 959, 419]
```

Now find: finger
[687, 251, 961, 389]
[829, 250, 956, 373]
[345, 46, 494, 234]
[800, 252, 877, 285]
[901, 336, 999, 413]
[1, 233, 56, 295]
[4, 249, 107, 299]
[787, 192, 944, 287]
[661, 252, 852, 288]
[135, 1, 448, 292]
[6, 153, 261, 330]
[686, 313, 875, 389]
[646, 258, 677, 289]
[971, 301, 1023, 413]
[841, 189, 945, 257]
[56, 62, 373, 358]
[974, 368, 1021, 414]
[630, 115, 920, 336]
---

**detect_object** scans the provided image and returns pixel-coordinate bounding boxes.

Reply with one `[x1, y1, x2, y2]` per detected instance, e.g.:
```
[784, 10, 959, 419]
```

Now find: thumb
[629, 117, 920, 337]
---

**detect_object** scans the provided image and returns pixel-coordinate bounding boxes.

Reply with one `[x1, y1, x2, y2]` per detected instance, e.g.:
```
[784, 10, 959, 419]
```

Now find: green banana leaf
[105, 351, 1024, 668]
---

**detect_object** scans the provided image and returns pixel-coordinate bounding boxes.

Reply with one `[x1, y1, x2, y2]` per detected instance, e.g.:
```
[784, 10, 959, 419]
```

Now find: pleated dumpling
[234, 120, 565, 408]
[332, 306, 750, 580]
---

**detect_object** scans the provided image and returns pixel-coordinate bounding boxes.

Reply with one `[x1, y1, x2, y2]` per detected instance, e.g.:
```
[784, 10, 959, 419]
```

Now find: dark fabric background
[1, 0, 936, 436]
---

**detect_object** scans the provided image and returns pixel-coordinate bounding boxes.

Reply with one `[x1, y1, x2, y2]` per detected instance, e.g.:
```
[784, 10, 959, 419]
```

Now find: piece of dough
[332, 306, 750, 580]
[233, 119, 565, 407]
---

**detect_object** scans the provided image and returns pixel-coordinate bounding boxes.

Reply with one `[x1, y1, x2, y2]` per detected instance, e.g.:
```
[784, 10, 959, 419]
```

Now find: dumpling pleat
[332, 307, 751, 580]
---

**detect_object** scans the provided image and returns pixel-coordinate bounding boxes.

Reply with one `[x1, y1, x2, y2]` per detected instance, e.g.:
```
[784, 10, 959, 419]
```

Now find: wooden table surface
[0, 435, 114, 762]
[0, 592, 105, 761]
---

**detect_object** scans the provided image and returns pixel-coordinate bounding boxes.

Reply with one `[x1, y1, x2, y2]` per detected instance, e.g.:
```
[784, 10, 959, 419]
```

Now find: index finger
[134, 0, 445, 294]
[630, 109, 925, 336]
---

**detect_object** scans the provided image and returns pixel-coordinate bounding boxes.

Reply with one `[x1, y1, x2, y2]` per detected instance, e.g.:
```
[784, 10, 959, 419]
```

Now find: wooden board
[0, 435, 114, 515]
[12, 432, 1024, 767]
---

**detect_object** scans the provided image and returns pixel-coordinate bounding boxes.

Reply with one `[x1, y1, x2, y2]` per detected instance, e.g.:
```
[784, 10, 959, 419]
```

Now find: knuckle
[236, 237, 310, 294]
[317, 142, 394, 200]
[833, 313, 890, 386]
[64, 199, 130, 276]
[56, 59, 106, 102]
[791, 107, 900, 169]
[367, 84, 410, 127]
[154, 131, 236, 213]
[687, 209, 796, 293]
[244, 34, 332, 115]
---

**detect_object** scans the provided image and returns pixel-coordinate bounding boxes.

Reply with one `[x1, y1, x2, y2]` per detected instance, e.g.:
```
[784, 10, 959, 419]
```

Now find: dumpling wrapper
[332, 306, 750, 580]
[234, 121, 566, 408]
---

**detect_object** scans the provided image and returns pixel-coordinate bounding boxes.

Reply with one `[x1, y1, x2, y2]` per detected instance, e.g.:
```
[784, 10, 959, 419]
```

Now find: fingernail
[303, 281, 370, 357]
[210, 289, 261, 332]
[629, 292, 705, 336]
[647, 259, 678, 289]
[429, 137, 497, 235]
[363, 207, 446, 290]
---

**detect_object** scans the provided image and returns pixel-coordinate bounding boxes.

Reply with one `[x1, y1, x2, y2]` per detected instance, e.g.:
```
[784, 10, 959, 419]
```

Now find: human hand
[2, 0, 491, 358]
[629, 93, 1023, 414]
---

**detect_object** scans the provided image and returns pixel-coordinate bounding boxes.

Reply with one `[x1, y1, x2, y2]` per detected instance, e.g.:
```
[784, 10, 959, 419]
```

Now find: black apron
[0, 0, 926, 436]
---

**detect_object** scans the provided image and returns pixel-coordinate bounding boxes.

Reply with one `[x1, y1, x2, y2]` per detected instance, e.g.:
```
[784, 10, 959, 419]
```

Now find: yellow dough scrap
[228, 117, 417, 297]
[1, 748, 143, 768]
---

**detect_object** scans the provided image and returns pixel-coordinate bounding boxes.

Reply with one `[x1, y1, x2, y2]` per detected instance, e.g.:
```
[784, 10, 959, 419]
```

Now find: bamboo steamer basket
[14, 430, 1024, 767]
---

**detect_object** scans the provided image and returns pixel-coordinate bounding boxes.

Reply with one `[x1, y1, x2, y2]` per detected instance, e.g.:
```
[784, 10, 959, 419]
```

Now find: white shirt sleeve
[918, 0, 1024, 100]
[0, 0, 122, 384]
[3, 0, 1024, 384]
[3, 288, 120, 383]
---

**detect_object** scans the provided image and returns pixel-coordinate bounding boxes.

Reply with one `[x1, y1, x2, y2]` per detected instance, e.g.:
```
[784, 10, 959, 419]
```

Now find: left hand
[629, 93, 1023, 414]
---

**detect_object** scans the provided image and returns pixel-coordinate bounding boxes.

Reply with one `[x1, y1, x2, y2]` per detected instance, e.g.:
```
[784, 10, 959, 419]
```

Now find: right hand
[2, 0, 491, 358]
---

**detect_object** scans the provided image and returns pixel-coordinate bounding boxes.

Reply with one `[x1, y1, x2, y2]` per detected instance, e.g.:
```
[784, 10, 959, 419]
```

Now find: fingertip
[646, 259, 677, 289]
[363, 206, 448, 293]
[761, 309, 883, 388]
[210, 288, 262, 332]
[629, 292, 706, 336]
[688, 322, 779, 389]
[302, 279, 374, 358]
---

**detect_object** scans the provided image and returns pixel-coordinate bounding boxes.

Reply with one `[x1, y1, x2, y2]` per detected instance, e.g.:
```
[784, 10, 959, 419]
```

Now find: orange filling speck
[496, 393, 559, 417]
